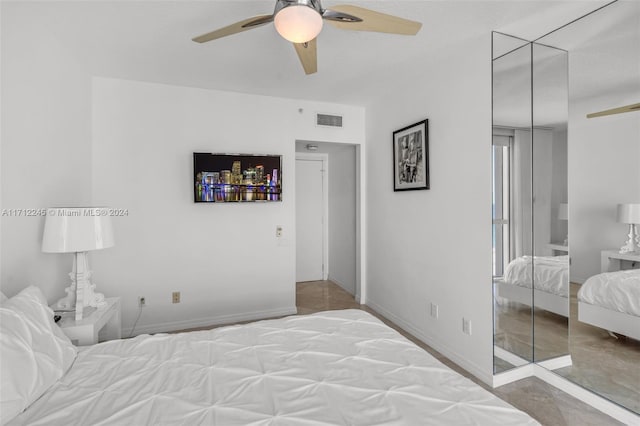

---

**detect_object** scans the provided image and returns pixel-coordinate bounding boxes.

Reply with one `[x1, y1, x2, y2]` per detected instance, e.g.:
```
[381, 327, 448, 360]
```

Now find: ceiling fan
[192, 0, 422, 75]
[587, 102, 640, 118]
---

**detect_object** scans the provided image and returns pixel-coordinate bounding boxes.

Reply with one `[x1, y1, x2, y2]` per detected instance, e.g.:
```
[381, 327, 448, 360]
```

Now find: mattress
[9, 310, 538, 425]
[503, 255, 569, 296]
[578, 269, 640, 316]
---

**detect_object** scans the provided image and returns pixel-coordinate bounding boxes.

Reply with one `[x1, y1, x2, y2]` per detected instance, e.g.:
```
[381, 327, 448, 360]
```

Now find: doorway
[295, 142, 359, 300]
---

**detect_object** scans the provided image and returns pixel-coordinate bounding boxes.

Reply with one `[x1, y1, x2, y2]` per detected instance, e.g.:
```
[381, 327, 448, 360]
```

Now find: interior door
[296, 158, 324, 282]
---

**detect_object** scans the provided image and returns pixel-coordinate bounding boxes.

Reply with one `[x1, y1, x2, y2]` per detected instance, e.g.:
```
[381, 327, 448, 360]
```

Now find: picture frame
[393, 119, 429, 191]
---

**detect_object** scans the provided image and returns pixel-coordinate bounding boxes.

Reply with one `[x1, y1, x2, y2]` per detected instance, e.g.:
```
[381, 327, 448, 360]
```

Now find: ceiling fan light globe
[274, 5, 323, 43]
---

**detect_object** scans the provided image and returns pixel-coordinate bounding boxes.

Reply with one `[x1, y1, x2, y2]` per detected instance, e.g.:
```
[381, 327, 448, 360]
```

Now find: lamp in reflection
[558, 203, 568, 246]
[616, 203, 640, 254]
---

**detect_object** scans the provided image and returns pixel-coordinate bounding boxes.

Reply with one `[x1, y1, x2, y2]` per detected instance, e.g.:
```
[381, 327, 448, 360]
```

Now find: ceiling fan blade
[587, 102, 640, 118]
[324, 5, 421, 35]
[192, 14, 274, 43]
[293, 38, 318, 75]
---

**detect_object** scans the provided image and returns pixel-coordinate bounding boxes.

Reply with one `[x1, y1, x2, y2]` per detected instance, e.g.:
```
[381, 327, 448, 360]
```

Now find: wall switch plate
[463, 318, 472, 335]
[276, 226, 283, 238]
[430, 303, 438, 319]
[172, 292, 180, 304]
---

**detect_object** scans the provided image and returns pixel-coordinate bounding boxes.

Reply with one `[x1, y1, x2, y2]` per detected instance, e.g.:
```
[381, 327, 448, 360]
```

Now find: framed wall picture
[393, 119, 429, 191]
[193, 153, 282, 203]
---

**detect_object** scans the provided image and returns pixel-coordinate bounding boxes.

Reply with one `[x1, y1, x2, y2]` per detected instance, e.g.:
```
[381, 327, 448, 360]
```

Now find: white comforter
[503, 255, 569, 296]
[10, 310, 537, 425]
[578, 269, 640, 316]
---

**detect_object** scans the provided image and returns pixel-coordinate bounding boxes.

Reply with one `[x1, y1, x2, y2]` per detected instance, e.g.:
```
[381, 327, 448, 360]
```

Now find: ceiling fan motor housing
[274, 0, 323, 16]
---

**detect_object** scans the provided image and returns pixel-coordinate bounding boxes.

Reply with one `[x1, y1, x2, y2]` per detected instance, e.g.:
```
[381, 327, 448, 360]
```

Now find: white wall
[1, 4, 92, 300]
[533, 129, 553, 256]
[326, 145, 356, 294]
[550, 129, 568, 245]
[365, 35, 494, 384]
[296, 142, 357, 295]
[90, 78, 364, 334]
[569, 92, 640, 283]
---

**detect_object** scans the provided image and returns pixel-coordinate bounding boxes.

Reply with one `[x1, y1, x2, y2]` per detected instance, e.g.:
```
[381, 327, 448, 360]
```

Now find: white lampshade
[274, 4, 323, 43]
[558, 203, 568, 221]
[616, 203, 640, 224]
[42, 208, 115, 253]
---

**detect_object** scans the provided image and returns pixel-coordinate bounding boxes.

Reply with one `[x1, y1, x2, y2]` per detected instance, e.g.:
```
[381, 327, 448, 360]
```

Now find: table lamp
[616, 203, 640, 254]
[42, 207, 115, 320]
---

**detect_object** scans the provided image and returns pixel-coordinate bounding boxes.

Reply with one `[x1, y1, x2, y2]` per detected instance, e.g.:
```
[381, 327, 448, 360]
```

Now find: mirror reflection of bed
[494, 254, 570, 367]
[556, 258, 640, 412]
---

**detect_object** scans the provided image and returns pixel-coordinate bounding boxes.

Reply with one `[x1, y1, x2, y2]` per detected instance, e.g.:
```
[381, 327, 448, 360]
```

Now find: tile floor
[297, 280, 624, 426]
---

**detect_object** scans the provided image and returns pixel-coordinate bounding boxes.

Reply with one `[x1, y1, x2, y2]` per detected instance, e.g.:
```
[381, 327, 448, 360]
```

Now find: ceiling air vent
[316, 113, 343, 128]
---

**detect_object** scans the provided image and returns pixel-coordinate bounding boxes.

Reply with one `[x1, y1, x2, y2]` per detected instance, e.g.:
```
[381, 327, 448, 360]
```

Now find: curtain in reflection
[512, 129, 532, 259]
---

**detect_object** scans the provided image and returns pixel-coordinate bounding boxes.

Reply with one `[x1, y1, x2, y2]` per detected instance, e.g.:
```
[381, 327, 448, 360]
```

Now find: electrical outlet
[430, 303, 439, 319]
[139, 297, 146, 307]
[463, 318, 472, 335]
[276, 226, 283, 238]
[172, 292, 180, 304]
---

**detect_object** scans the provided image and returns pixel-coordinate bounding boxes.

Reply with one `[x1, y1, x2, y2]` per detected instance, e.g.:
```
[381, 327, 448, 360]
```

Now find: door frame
[296, 152, 329, 281]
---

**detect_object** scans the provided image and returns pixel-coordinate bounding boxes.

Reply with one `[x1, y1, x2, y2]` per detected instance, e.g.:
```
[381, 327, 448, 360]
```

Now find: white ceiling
[2, 0, 621, 106]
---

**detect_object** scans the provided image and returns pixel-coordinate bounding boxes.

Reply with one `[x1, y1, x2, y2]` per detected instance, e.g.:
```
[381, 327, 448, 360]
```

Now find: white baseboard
[327, 275, 355, 296]
[123, 306, 298, 337]
[536, 354, 572, 370]
[492, 364, 534, 387]
[533, 364, 640, 425]
[366, 298, 494, 386]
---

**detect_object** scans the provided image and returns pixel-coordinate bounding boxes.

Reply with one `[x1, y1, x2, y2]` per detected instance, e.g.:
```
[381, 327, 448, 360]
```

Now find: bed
[578, 269, 640, 340]
[1, 286, 539, 425]
[495, 255, 569, 317]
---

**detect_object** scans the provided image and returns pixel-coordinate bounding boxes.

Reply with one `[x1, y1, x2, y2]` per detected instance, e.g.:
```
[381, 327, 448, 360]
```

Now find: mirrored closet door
[492, 33, 570, 374]
[531, 42, 569, 363]
[492, 33, 535, 372]
[535, 0, 640, 414]
[493, 0, 639, 415]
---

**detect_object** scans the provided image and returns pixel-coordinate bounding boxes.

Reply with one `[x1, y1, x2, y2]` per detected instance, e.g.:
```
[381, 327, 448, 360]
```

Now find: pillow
[0, 286, 77, 425]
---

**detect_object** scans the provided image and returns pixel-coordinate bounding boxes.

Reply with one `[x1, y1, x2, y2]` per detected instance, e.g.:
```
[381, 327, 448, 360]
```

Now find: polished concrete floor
[494, 283, 639, 413]
[494, 300, 570, 369]
[558, 284, 639, 413]
[298, 280, 622, 426]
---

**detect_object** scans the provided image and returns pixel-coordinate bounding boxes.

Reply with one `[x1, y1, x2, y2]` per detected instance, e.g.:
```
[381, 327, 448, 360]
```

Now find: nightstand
[56, 297, 122, 345]
[548, 242, 569, 256]
[600, 250, 640, 273]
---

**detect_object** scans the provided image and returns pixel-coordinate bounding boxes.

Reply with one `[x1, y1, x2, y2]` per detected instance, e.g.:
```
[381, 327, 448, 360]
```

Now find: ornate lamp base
[53, 251, 106, 320]
[619, 224, 639, 254]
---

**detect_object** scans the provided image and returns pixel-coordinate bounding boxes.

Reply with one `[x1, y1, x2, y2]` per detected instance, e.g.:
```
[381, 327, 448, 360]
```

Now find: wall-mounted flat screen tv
[194, 153, 282, 203]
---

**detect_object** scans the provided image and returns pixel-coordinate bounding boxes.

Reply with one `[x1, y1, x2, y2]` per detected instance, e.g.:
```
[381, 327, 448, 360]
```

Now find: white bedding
[503, 255, 569, 296]
[578, 269, 640, 316]
[10, 310, 537, 425]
